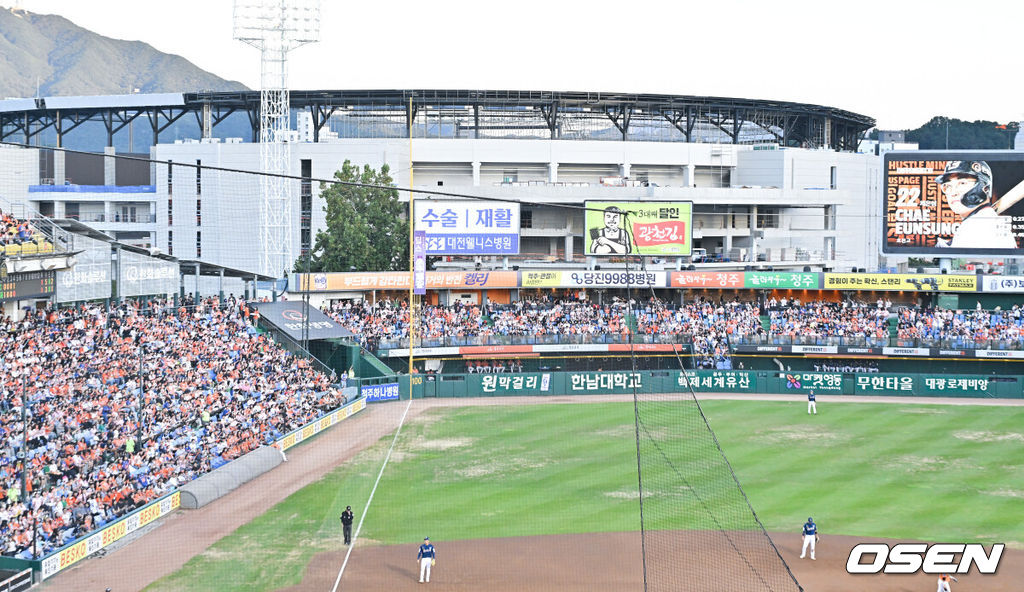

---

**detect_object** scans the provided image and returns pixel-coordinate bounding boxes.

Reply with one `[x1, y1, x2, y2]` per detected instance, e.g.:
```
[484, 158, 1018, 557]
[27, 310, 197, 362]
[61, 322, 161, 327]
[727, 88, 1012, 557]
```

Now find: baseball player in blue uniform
[800, 517, 818, 559]
[807, 390, 816, 414]
[417, 537, 436, 583]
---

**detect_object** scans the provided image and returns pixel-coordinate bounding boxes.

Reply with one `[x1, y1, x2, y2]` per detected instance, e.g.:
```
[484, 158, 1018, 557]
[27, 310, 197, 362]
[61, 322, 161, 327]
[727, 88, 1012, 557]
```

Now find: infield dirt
[282, 531, 1023, 592]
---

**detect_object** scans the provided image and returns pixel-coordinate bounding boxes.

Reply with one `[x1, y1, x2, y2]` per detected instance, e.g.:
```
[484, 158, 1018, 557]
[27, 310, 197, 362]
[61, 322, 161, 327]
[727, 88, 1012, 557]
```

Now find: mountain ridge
[0, 7, 247, 98]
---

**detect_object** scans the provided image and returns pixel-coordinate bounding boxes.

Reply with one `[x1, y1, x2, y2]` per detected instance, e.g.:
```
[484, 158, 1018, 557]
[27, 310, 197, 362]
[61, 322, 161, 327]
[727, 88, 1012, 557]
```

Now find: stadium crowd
[897, 305, 1024, 345]
[3, 288, 1021, 561]
[765, 299, 891, 345]
[326, 295, 1024, 354]
[0, 209, 35, 250]
[0, 297, 344, 559]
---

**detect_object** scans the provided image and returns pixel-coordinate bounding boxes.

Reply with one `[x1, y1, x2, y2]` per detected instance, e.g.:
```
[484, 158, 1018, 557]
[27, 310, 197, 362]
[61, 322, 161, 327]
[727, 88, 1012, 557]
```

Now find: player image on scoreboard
[883, 152, 1024, 255]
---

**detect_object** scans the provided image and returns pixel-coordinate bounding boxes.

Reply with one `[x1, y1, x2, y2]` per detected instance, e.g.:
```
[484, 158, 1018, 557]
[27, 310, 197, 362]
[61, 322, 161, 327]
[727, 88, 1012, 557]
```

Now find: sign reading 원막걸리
[883, 152, 1024, 255]
[414, 200, 520, 255]
[585, 201, 692, 256]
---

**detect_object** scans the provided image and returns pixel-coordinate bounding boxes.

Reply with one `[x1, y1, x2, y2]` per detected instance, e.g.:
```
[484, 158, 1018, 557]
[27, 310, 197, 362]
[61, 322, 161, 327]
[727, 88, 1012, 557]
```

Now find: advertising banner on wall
[55, 231, 111, 303]
[520, 270, 667, 289]
[584, 201, 692, 256]
[119, 249, 177, 298]
[883, 152, 1024, 255]
[670, 271, 744, 288]
[413, 230, 426, 296]
[297, 271, 519, 291]
[744, 271, 819, 290]
[824, 273, 977, 292]
[981, 275, 1024, 292]
[414, 200, 519, 255]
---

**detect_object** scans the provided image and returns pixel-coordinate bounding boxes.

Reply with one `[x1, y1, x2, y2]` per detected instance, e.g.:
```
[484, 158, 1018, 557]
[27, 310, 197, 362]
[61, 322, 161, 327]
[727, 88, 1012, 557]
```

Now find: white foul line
[330, 396, 414, 592]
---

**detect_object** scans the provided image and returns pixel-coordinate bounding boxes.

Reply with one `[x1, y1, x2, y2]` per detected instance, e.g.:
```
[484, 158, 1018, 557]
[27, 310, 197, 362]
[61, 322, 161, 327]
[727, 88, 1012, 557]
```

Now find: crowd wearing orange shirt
[0, 209, 34, 249]
[0, 297, 343, 559]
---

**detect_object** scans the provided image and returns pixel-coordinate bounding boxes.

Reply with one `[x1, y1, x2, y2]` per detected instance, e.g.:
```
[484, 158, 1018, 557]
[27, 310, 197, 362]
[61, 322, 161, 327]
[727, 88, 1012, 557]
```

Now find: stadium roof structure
[0, 89, 874, 151]
[50, 218, 275, 282]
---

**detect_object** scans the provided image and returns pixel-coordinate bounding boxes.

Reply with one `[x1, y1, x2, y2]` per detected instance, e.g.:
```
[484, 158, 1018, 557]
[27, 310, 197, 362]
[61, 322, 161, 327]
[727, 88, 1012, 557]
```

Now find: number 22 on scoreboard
[895, 186, 920, 208]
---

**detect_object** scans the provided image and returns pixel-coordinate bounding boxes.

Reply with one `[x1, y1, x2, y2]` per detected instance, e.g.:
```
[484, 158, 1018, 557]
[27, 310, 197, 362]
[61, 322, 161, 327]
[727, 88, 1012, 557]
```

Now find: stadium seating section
[0, 298, 343, 559]
[0, 210, 55, 256]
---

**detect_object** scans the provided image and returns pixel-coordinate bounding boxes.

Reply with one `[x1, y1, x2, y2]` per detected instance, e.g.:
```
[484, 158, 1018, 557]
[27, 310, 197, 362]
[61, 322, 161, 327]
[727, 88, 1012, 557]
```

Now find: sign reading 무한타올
[585, 201, 692, 256]
[414, 200, 519, 255]
[883, 152, 1024, 255]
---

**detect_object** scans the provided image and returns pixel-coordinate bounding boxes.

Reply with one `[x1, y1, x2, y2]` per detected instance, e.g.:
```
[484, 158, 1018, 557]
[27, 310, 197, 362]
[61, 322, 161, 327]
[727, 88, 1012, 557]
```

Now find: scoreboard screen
[0, 270, 56, 302]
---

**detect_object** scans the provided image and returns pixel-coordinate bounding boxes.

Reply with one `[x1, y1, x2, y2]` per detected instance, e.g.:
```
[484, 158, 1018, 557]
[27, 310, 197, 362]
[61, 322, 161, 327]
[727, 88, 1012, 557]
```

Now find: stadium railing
[376, 332, 691, 351]
[375, 331, 1024, 352]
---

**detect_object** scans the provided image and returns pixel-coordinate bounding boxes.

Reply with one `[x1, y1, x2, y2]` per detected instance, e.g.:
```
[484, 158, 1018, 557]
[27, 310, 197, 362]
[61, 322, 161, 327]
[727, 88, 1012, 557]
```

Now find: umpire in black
[340, 506, 355, 544]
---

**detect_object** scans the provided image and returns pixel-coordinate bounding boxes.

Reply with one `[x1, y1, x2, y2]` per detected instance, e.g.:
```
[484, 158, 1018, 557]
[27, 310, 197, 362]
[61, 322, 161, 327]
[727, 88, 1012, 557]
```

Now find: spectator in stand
[0, 297, 343, 559]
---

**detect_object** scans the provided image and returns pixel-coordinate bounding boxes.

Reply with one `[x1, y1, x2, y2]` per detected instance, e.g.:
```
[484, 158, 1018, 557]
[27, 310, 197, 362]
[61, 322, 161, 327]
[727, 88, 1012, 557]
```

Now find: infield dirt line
[37, 392, 1024, 591]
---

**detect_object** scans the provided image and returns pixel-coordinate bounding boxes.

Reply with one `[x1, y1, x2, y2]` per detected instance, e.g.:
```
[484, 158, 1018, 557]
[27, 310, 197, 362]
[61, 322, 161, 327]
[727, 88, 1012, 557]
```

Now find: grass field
[147, 399, 1024, 592]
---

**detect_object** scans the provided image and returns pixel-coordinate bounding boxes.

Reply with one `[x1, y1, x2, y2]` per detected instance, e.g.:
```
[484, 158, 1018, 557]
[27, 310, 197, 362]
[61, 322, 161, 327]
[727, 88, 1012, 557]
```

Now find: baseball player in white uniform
[937, 573, 957, 592]
[807, 390, 817, 415]
[417, 537, 436, 583]
[935, 160, 1017, 250]
[799, 517, 817, 560]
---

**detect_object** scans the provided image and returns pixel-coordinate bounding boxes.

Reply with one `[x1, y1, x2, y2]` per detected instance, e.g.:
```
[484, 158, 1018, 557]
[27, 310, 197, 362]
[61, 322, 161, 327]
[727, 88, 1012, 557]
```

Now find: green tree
[905, 117, 1018, 150]
[294, 160, 409, 272]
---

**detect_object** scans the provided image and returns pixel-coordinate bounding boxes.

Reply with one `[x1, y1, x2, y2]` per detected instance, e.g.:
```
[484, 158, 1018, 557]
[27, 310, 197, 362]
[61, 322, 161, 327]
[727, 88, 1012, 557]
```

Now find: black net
[627, 257, 802, 592]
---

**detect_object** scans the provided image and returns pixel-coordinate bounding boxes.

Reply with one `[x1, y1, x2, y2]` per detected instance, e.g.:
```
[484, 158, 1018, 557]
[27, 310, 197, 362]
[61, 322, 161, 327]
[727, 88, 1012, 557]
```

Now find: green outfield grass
[147, 400, 1024, 592]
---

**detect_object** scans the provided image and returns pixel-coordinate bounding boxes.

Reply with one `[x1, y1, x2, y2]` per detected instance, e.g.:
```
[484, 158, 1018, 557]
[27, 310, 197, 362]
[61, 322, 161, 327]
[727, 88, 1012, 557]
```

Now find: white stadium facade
[0, 89, 881, 281]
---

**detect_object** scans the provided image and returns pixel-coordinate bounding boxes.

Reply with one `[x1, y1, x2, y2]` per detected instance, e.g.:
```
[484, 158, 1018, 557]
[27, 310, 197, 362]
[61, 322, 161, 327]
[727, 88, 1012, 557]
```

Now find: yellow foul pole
[407, 96, 415, 397]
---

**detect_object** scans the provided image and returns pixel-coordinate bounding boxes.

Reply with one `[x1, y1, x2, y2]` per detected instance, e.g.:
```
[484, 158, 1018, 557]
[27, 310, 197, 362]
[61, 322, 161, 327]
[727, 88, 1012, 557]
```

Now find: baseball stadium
[0, 23, 1022, 592]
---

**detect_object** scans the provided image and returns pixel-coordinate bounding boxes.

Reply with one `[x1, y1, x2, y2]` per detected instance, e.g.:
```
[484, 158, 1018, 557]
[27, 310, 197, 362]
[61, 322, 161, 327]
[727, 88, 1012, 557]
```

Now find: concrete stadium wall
[411, 370, 1024, 399]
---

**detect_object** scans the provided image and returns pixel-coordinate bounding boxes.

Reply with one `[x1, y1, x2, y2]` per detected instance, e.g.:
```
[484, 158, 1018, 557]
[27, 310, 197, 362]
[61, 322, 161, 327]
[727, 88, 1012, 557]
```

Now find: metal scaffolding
[233, 0, 320, 278]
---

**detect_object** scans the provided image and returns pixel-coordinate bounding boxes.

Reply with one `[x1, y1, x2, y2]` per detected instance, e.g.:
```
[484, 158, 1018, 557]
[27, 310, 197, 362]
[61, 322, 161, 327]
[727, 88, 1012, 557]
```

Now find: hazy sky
[9, 0, 1024, 130]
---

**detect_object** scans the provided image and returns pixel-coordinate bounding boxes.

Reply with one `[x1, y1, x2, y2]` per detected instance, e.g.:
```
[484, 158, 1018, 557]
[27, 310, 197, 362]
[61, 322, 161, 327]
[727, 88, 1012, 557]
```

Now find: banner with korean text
[585, 201, 692, 256]
[414, 200, 520, 255]
[824, 273, 977, 292]
[520, 270, 667, 288]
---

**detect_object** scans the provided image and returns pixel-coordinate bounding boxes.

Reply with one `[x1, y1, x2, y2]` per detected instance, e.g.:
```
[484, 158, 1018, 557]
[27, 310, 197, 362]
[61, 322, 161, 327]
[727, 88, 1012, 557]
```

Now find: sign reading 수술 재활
[883, 152, 1024, 255]
[414, 200, 519, 255]
[585, 201, 692, 256]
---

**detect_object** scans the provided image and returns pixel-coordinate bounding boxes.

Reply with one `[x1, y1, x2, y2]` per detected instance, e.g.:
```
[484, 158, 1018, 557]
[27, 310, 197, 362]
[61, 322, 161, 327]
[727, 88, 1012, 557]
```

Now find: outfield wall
[411, 370, 1024, 399]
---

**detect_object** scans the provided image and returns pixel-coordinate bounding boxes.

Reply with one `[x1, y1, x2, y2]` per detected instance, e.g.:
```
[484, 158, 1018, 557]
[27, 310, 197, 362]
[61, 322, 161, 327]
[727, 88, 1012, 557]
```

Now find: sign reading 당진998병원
[883, 152, 1024, 255]
[584, 201, 692, 256]
[413, 200, 520, 255]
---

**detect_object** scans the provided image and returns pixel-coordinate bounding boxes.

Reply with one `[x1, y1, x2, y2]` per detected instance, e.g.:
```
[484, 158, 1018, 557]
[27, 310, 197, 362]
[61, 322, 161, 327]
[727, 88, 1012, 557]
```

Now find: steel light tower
[233, 0, 320, 279]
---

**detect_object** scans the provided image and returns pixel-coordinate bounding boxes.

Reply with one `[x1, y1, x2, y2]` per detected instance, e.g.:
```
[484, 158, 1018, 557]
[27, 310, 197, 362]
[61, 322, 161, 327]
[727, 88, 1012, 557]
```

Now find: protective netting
[629, 259, 802, 592]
